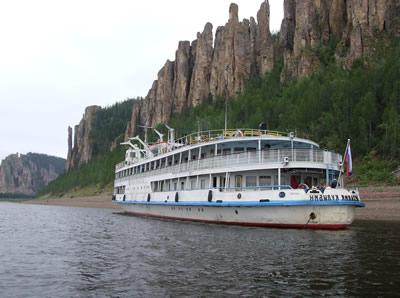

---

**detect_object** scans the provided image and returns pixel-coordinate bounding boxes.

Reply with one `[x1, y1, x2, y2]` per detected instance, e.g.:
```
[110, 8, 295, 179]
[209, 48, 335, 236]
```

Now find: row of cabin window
[116, 147, 258, 179]
[115, 185, 126, 194]
[151, 175, 274, 192]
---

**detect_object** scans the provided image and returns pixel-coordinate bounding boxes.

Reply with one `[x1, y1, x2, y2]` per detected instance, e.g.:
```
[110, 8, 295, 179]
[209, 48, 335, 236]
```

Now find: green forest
[40, 38, 400, 197]
[38, 99, 139, 196]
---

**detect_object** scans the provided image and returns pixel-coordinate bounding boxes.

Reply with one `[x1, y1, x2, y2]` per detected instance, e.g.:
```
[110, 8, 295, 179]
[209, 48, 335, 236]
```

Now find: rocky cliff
[127, 1, 277, 132]
[66, 105, 100, 171]
[280, 0, 400, 80]
[0, 153, 65, 196]
[125, 0, 399, 137]
[66, 1, 400, 170]
[66, 100, 136, 171]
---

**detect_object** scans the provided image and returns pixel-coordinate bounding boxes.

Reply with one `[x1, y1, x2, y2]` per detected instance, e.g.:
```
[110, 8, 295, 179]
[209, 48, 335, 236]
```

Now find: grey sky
[0, 0, 283, 162]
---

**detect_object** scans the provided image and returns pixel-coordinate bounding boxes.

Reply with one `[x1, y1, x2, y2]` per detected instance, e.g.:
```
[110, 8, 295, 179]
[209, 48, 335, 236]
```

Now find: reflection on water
[0, 202, 399, 297]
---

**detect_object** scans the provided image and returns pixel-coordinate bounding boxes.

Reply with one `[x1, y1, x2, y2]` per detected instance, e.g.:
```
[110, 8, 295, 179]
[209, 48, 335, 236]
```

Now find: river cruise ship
[113, 128, 364, 229]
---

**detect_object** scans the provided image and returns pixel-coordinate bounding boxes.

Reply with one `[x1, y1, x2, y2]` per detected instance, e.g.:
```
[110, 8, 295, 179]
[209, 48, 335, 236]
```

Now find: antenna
[224, 98, 228, 131]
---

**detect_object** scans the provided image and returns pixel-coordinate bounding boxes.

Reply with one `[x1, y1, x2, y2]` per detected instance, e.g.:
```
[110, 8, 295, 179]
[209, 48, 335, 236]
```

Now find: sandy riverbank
[24, 195, 121, 210]
[23, 186, 400, 221]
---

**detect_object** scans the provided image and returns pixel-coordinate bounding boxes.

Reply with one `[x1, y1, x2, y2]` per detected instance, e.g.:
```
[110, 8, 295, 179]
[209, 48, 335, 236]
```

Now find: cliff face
[280, 0, 400, 80]
[126, 0, 399, 137]
[66, 1, 400, 169]
[66, 105, 100, 171]
[130, 1, 276, 130]
[0, 153, 65, 196]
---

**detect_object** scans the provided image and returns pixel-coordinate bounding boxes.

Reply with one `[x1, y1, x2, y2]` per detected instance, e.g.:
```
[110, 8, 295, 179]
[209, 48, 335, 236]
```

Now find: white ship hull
[115, 199, 362, 229]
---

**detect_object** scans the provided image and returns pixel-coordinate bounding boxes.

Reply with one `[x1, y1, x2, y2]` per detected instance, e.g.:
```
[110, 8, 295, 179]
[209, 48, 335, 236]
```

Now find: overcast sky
[0, 0, 283, 162]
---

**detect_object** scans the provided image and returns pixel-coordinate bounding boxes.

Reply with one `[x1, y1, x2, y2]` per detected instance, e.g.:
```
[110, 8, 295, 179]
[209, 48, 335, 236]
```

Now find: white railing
[116, 149, 341, 179]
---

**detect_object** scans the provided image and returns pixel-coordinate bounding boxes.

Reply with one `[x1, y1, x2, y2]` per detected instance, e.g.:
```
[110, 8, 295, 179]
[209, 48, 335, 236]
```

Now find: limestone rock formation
[0, 153, 65, 196]
[131, 1, 276, 134]
[256, 0, 275, 75]
[66, 105, 100, 171]
[124, 0, 399, 138]
[280, 0, 400, 79]
[173, 41, 192, 112]
[188, 23, 213, 106]
[125, 101, 142, 140]
[66, 0, 400, 167]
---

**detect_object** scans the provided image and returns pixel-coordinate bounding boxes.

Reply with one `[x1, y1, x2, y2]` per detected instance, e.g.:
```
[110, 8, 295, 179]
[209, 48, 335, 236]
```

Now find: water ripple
[0, 202, 399, 297]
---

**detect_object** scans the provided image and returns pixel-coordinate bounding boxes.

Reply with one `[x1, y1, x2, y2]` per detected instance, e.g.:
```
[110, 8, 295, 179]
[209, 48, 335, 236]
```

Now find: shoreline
[23, 195, 121, 210]
[19, 186, 400, 222]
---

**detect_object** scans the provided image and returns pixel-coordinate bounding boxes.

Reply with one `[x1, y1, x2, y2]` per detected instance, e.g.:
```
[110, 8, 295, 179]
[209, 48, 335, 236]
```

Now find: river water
[0, 202, 399, 297]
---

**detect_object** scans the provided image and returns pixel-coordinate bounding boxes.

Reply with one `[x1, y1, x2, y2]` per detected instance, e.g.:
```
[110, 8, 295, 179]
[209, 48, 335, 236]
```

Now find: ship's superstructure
[113, 128, 364, 229]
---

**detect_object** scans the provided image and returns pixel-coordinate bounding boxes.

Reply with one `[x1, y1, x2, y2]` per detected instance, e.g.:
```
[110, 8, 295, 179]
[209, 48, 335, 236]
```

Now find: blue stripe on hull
[114, 199, 365, 208]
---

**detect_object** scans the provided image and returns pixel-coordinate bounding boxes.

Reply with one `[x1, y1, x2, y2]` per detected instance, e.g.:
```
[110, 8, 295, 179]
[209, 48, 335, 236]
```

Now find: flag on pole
[345, 142, 352, 176]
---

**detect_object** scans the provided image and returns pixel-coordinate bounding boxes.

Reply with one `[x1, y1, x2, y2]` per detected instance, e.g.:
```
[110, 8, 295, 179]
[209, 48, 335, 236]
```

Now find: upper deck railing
[175, 128, 288, 145]
[116, 148, 342, 179]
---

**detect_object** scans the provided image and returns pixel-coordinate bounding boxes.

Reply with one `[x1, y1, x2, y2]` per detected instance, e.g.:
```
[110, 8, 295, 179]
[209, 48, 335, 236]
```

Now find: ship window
[191, 179, 196, 190]
[259, 176, 272, 187]
[201, 153, 205, 159]
[235, 175, 242, 190]
[181, 181, 185, 190]
[304, 176, 312, 188]
[192, 155, 196, 160]
[200, 179, 206, 189]
[160, 181, 165, 191]
[247, 147, 256, 152]
[234, 147, 244, 153]
[174, 182, 177, 191]
[223, 148, 231, 155]
[246, 176, 257, 188]
[313, 177, 318, 186]
[212, 176, 217, 188]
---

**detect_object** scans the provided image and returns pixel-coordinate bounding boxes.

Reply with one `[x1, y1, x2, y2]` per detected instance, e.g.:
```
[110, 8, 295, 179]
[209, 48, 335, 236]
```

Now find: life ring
[237, 193, 242, 199]
[298, 183, 308, 189]
[208, 190, 213, 202]
[298, 183, 309, 193]
[235, 130, 244, 137]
